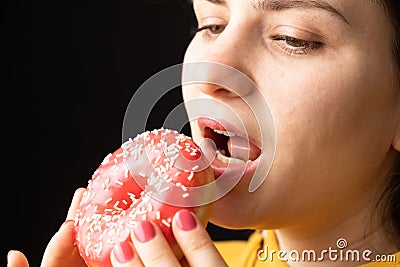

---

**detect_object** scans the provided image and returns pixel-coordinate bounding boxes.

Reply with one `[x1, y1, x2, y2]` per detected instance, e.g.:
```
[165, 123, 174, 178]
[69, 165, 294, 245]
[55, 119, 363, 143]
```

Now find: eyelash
[272, 35, 322, 56]
[191, 24, 323, 56]
[191, 24, 226, 41]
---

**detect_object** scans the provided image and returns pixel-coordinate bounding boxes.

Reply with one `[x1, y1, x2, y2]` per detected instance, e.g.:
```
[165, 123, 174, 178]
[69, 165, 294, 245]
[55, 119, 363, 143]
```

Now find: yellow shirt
[215, 230, 400, 267]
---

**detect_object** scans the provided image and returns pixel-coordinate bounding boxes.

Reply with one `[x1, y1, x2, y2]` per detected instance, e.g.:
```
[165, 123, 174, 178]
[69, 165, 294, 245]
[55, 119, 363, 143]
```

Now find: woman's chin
[209, 195, 256, 229]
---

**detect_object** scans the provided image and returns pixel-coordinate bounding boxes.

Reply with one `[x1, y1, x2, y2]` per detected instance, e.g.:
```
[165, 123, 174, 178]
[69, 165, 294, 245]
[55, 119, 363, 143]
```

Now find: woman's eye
[192, 24, 226, 40]
[273, 35, 322, 55]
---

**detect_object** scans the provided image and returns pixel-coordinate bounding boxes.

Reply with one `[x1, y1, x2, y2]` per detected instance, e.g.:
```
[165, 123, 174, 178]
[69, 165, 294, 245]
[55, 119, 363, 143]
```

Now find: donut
[73, 128, 215, 267]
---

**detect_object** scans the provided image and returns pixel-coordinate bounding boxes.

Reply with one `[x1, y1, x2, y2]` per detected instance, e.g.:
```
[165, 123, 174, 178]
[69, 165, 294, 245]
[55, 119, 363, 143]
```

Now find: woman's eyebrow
[252, 0, 350, 25]
[191, 0, 226, 5]
[193, 0, 350, 26]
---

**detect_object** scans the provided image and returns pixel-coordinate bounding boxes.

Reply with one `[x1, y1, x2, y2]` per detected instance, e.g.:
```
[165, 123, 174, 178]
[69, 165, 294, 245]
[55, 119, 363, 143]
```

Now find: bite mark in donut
[73, 128, 215, 267]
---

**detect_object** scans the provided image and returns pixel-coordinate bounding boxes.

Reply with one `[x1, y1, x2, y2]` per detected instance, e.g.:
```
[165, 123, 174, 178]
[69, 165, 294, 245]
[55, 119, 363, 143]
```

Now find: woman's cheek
[183, 40, 200, 63]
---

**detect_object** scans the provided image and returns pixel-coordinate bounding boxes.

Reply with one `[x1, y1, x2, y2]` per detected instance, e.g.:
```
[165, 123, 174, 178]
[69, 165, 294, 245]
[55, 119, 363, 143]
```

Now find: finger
[172, 210, 227, 267]
[131, 220, 181, 267]
[110, 241, 144, 267]
[40, 220, 84, 267]
[66, 188, 86, 220]
[70, 247, 87, 266]
[7, 250, 29, 267]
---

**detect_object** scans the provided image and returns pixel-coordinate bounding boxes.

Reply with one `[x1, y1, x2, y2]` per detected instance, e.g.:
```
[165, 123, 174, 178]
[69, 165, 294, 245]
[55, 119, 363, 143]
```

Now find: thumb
[39, 220, 76, 267]
[7, 250, 29, 267]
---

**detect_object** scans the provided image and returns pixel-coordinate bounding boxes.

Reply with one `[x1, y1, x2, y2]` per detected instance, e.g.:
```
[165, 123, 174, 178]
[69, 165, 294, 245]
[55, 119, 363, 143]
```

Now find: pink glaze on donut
[73, 128, 215, 267]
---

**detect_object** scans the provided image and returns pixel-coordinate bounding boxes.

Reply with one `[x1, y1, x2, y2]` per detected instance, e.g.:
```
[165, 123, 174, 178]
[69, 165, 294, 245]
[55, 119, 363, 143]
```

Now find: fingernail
[113, 241, 134, 263]
[133, 220, 156, 243]
[175, 210, 197, 231]
[59, 219, 74, 230]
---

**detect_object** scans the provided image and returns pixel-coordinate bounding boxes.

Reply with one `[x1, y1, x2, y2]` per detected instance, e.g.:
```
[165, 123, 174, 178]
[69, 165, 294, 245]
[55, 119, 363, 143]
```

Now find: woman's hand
[7, 188, 87, 267]
[8, 189, 226, 267]
[110, 209, 227, 267]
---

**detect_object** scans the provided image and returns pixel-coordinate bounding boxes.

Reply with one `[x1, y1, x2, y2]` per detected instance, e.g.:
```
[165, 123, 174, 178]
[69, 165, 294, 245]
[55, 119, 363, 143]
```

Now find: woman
[8, 0, 400, 266]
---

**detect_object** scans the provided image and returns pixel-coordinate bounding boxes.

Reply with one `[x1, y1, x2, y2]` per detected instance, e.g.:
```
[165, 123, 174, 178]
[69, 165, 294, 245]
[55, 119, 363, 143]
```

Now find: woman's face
[182, 0, 400, 232]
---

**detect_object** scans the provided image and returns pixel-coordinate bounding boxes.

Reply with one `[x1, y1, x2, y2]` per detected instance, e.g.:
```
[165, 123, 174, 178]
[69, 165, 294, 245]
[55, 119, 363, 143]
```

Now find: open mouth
[199, 118, 262, 165]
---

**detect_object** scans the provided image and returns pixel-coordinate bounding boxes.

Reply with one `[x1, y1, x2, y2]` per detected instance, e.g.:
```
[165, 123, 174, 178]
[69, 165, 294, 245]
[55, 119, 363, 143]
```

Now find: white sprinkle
[165, 150, 178, 156]
[122, 200, 128, 205]
[105, 197, 113, 204]
[176, 182, 182, 186]
[147, 203, 153, 211]
[182, 193, 190, 198]
[129, 212, 138, 220]
[94, 242, 103, 256]
[174, 171, 181, 177]
[192, 165, 199, 171]
[181, 185, 187, 191]
[159, 185, 171, 193]
[139, 172, 146, 177]
[107, 228, 116, 237]
[101, 153, 112, 165]
[116, 180, 124, 186]
[128, 192, 137, 201]
[187, 172, 194, 181]
[85, 242, 91, 257]
[109, 165, 118, 173]
[190, 152, 197, 156]
[137, 209, 147, 215]
[161, 219, 170, 227]
[160, 165, 166, 173]
[156, 211, 161, 220]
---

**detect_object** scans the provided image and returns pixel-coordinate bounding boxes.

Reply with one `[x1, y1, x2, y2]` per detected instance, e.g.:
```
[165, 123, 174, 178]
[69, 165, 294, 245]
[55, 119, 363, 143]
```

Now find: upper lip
[196, 117, 261, 151]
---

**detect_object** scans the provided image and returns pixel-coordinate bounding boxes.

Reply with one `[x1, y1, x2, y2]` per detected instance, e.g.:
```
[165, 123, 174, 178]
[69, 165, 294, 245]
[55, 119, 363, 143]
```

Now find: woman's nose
[183, 26, 257, 98]
[182, 61, 256, 98]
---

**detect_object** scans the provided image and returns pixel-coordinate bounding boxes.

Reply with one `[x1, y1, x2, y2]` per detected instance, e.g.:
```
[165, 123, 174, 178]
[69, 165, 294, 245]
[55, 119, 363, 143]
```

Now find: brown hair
[377, 0, 400, 249]
[378, 0, 400, 69]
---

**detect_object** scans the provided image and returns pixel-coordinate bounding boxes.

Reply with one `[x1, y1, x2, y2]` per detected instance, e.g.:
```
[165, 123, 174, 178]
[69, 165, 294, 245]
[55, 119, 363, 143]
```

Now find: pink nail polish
[133, 220, 156, 243]
[176, 210, 197, 231]
[113, 241, 134, 263]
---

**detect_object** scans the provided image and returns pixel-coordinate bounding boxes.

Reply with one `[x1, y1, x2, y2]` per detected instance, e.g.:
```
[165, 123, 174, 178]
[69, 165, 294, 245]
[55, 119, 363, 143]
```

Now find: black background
[7, 0, 253, 266]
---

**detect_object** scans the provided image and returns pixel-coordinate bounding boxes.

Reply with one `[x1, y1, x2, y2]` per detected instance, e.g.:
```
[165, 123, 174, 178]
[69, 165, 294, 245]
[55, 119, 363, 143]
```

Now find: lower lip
[210, 153, 261, 180]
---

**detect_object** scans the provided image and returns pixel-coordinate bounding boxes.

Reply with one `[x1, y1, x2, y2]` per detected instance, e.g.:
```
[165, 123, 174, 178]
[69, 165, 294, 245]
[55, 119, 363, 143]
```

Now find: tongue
[227, 136, 261, 161]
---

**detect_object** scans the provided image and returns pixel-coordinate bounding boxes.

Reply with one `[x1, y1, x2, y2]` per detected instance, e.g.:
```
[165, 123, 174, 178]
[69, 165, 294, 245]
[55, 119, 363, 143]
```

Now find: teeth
[213, 129, 237, 137]
[216, 150, 246, 164]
